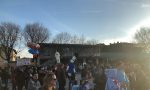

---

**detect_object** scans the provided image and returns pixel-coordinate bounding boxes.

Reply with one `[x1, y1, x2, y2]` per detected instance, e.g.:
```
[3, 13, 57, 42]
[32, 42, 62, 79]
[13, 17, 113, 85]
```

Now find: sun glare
[128, 18, 150, 39]
[17, 48, 33, 58]
[102, 18, 150, 45]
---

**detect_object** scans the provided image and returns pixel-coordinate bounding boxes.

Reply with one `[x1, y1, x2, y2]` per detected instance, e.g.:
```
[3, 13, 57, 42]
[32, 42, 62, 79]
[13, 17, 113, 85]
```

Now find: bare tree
[86, 39, 99, 45]
[70, 35, 80, 44]
[78, 34, 86, 44]
[0, 22, 21, 62]
[24, 23, 50, 43]
[52, 32, 99, 45]
[52, 32, 72, 44]
[134, 27, 150, 51]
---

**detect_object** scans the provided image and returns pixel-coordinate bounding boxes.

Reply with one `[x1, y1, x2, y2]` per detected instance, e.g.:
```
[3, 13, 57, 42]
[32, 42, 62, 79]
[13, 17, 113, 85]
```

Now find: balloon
[28, 48, 39, 54]
[33, 54, 38, 58]
[27, 42, 40, 49]
[36, 44, 40, 49]
[27, 42, 35, 47]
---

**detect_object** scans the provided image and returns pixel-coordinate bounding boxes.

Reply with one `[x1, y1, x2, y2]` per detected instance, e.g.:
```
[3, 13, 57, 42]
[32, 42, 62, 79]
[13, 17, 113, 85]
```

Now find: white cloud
[141, 3, 150, 8]
[102, 17, 150, 45]
[17, 48, 32, 58]
[124, 17, 150, 43]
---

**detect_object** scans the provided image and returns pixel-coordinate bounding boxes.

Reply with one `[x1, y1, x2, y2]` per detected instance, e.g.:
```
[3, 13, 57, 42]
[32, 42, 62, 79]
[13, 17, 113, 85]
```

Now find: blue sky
[1, 0, 150, 57]
[1, 0, 150, 42]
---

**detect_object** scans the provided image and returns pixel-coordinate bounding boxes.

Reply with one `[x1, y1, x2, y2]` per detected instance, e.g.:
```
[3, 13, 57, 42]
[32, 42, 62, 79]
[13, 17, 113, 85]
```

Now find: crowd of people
[78, 60, 150, 90]
[0, 58, 150, 90]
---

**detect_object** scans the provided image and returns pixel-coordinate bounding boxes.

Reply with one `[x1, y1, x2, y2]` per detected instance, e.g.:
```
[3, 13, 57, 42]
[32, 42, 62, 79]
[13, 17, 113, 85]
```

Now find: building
[39, 42, 145, 65]
[39, 43, 103, 64]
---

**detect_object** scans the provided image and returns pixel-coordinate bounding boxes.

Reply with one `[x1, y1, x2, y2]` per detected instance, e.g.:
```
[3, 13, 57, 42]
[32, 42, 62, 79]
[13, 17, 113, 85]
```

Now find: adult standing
[42, 72, 57, 90]
[55, 64, 66, 90]
[16, 67, 25, 90]
[27, 73, 41, 90]
[11, 67, 16, 90]
[1, 67, 9, 90]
